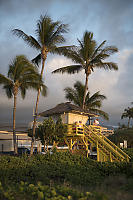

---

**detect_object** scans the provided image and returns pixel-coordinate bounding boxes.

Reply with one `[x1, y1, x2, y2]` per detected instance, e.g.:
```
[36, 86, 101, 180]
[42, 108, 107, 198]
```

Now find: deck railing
[66, 123, 130, 162]
[84, 125, 130, 162]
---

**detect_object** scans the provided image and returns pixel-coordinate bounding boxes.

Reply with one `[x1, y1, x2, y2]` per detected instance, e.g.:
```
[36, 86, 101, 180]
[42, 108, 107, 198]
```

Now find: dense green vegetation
[0, 151, 133, 199]
[28, 117, 67, 151]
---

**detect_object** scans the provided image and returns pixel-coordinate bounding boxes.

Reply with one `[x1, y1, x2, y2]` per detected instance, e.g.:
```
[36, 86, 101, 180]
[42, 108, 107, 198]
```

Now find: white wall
[50, 112, 88, 124]
[68, 113, 88, 124]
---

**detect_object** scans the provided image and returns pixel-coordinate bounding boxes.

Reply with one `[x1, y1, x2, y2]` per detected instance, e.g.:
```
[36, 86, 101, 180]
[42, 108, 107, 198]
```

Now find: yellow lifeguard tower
[39, 102, 130, 162]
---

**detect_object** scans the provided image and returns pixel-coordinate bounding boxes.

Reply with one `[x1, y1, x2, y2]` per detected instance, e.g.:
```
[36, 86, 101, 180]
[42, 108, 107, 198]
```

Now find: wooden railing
[84, 125, 130, 162]
[67, 123, 84, 135]
[66, 124, 130, 162]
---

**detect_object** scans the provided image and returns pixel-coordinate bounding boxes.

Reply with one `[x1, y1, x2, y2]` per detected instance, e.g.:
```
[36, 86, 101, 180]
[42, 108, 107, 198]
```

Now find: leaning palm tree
[64, 81, 109, 120]
[53, 31, 118, 109]
[121, 107, 133, 128]
[0, 55, 46, 154]
[12, 15, 72, 154]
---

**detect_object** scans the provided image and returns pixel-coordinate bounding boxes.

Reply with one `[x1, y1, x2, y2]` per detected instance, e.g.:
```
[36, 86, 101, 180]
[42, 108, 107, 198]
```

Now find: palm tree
[121, 107, 133, 128]
[64, 81, 109, 120]
[12, 15, 72, 154]
[0, 55, 46, 154]
[53, 31, 118, 109]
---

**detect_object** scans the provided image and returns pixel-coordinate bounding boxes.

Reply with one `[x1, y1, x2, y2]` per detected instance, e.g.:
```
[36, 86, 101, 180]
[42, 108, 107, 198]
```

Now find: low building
[0, 130, 31, 152]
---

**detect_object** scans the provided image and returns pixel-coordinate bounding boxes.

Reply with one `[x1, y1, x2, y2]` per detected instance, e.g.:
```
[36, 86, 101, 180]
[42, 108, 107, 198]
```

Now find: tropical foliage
[28, 117, 67, 151]
[121, 107, 133, 128]
[0, 152, 133, 199]
[53, 31, 118, 109]
[0, 181, 109, 200]
[12, 15, 72, 154]
[0, 55, 46, 154]
[64, 81, 109, 120]
[53, 117, 68, 144]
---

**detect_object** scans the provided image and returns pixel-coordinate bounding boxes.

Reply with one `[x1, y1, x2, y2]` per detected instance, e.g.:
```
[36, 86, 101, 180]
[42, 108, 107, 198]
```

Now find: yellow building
[39, 102, 96, 124]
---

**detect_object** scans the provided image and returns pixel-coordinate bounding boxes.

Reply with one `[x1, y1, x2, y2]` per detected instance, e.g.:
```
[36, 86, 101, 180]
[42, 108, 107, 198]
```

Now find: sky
[0, 0, 133, 127]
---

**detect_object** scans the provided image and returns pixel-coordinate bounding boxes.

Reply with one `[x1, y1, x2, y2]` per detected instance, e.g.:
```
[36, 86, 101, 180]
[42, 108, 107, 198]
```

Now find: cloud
[115, 49, 133, 97]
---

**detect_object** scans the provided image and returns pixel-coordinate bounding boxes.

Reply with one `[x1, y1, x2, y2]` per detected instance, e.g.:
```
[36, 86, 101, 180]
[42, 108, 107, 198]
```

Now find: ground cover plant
[0, 151, 133, 199]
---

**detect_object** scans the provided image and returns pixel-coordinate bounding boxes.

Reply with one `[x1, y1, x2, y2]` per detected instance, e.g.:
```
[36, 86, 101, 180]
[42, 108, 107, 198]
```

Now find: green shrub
[0, 152, 133, 199]
[0, 181, 109, 200]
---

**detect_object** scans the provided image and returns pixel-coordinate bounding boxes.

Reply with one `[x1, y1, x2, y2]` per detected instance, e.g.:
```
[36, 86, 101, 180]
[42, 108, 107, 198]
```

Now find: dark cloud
[96, 0, 133, 48]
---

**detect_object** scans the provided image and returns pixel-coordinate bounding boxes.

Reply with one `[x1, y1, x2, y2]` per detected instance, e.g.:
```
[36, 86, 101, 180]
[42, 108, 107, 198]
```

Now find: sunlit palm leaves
[53, 31, 118, 108]
[64, 81, 109, 120]
[12, 15, 69, 66]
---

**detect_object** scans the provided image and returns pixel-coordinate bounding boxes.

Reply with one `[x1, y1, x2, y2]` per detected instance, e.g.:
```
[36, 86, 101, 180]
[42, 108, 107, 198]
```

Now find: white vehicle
[56, 146, 69, 150]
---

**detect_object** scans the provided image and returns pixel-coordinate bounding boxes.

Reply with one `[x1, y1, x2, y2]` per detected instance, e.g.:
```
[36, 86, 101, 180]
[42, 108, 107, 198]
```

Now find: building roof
[39, 102, 97, 117]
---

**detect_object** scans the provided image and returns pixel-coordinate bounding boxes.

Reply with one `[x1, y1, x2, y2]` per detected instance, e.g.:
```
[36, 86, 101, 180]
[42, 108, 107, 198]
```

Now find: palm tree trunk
[13, 93, 17, 154]
[83, 73, 89, 109]
[128, 117, 131, 128]
[30, 56, 46, 155]
[44, 140, 46, 152]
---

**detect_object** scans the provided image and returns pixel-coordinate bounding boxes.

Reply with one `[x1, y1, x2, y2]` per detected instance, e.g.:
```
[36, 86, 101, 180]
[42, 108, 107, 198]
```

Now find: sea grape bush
[0, 181, 109, 200]
[0, 151, 133, 199]
[0, 151, 133, 186]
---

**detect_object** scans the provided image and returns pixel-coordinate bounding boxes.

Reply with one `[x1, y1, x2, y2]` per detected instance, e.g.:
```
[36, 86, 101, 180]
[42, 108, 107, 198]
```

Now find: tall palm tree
[64, 81, 109, 120]
[121, 107, 133, 128]
[0, 55, 46, 154]
[12, 15, 72, 154]
[53, 31, 118, 109]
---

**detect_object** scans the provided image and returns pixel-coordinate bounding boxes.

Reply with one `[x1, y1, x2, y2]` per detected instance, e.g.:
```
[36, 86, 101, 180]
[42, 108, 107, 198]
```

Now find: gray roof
[39, 102, 97, 117]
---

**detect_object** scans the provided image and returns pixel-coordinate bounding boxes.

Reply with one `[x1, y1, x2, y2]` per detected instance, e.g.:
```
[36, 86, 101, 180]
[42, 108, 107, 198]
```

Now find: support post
[110, 152, 113, 162]
[97, 141, 100, 162]
[70, 139, 72, 150]
[2, 144, 4, 153]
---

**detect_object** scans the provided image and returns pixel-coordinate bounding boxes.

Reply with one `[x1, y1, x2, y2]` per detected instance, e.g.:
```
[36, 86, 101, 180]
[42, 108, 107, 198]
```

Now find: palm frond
[85, 91, 106, 109]
[79, 31, 96, 60]
[121, 107, 133, 119]
[95, 61, 118, 70]
[102, 46, 118, 55]
[52, 65, 82, 74]
[86, 100, 102, 109]
[9, 55, 38, 81]
[49, 23, 69, 45]
[41, 85, 47, 97]
[32, 54, 41, 67]
[19, 85, 26, 99]
[51, 46, 84, 64]
[12, 29, 41, 50]
[87, 91, 106, 102]
[3, 84, 13, 98]
[64, 87, 81, 106]
[64, 81, 108, 118]
[121, 113, 128, 119]
[36, 15, 68, 47]
[0, 74, 12, 85]
[91, 40, 106, 59]
[89, 108, 109, 120]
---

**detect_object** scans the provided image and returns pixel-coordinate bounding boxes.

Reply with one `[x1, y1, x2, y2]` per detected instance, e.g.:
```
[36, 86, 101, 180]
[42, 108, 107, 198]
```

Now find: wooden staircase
[84, 125, 130, 162]
[65, 123, 130, 162]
